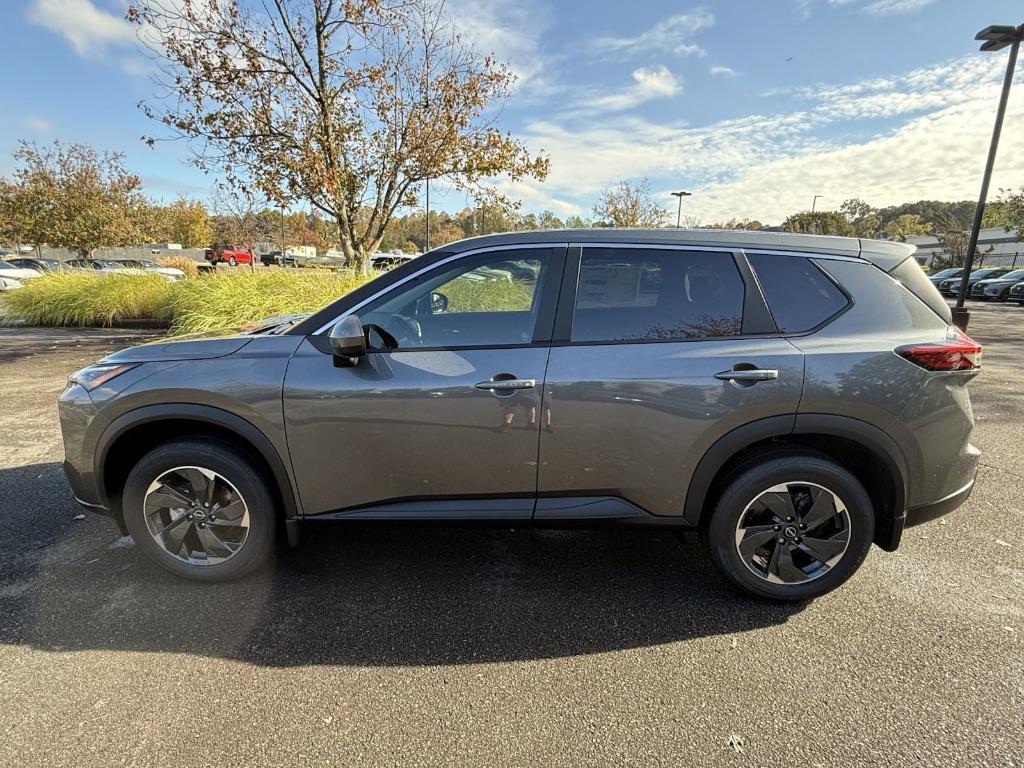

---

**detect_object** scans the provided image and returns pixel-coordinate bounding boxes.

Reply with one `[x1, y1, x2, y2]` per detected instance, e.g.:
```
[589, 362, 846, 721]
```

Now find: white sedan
[0, 260, 43, 281]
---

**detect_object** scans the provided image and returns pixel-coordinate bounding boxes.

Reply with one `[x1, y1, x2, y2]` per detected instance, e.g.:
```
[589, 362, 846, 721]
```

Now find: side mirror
[430, 291, 448, 314]
[330, 315, 366, 366]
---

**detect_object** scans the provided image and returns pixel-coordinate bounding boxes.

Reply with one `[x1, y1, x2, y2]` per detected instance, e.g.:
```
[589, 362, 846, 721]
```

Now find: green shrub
[1, 272, 175, 327]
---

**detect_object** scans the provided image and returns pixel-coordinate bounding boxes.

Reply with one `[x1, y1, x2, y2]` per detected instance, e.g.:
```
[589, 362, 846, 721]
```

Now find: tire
[702, 452, 874, 602]
[122, 439, 277, 582]
[228, 256, 237, 267]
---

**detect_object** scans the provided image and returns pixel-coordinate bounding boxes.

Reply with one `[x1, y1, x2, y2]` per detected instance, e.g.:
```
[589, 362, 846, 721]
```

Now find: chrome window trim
[313, 243, 568, 335]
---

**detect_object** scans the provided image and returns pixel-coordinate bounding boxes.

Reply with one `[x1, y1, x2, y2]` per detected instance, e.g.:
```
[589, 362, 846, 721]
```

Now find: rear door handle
[474, 378, 536, 391]
[714, 369, 779, 382]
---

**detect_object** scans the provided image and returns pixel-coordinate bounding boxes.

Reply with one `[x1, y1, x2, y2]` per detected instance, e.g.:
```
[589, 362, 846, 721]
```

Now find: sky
[2, 0, 1023, 225]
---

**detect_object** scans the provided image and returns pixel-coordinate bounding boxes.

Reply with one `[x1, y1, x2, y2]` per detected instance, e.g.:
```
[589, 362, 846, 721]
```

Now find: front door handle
[714, 368, 779, 382]
[474, 377, 536, 391]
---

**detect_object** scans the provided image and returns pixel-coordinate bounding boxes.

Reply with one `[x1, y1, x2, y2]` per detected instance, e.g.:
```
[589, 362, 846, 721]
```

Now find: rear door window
[571, 248, 744, 342]
[747, 253, 849, 333]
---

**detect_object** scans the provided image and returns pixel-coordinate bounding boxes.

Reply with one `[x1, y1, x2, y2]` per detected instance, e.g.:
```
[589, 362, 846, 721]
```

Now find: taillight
[896, 327, 982, 371]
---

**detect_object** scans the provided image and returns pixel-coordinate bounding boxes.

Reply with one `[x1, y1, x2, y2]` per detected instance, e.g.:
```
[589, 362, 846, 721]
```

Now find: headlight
[68, 363, 137, 391]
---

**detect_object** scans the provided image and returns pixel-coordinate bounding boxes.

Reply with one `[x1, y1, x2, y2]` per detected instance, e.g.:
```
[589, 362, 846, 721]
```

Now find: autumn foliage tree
[592, 178, 667, 228]
[1, 141, 147, 257]
[782, 210, 854, 237]
[128, 0, 548, 270]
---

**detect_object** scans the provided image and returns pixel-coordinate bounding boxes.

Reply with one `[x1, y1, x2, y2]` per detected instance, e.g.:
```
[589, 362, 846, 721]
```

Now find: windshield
[931, 268, 960, 278]
[0, 261, 15, 269]
[996, 269, 1024, 281]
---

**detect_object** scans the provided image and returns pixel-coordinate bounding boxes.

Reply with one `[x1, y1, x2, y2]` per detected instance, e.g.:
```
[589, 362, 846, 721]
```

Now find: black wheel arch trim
[94, 403, 301, 519]
[683, 413, 910, 534]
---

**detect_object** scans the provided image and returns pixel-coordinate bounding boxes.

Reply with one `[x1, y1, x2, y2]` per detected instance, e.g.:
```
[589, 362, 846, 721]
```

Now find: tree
[705, 217, 764, 231]
[592, 179, 667, 228]
[128, 0, 548, 271]
[937, 230, 969, 266]
[151, 197, 213, 247]
[3, 140, 147, 257]
[839, 198, 880, 238]
[885, 213, 931, 240]
[782, 210, 854, 237]
[984, 186, 1024, 240]
[0, 180, 32, 250]
[210, 185, 271, 251]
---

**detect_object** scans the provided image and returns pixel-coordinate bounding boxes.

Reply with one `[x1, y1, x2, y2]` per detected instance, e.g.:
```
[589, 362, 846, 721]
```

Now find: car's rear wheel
[228, 256, 237, 266]
[703, 453, 874, 601]
[122, 439, 276, 582]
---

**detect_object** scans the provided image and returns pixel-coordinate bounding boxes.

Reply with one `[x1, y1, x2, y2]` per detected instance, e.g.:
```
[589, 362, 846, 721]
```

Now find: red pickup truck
[204, 244, 254, 266]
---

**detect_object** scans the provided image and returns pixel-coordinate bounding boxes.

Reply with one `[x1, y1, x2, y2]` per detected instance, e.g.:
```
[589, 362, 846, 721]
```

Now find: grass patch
[168, 270, 369, 334]
[1, 272, 175, 327]
[156, 255, 201, 279]
[0, 269, 372, 333]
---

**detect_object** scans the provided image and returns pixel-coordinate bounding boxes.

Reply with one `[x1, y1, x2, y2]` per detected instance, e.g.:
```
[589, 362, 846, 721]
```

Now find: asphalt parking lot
[1, 306, 1022, 767]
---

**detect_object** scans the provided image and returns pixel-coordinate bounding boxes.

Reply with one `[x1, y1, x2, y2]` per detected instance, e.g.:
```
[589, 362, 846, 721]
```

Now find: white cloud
[446, 0, 551, 92]
[26, 0, 137, 56]
[709, 65, 740, 77]
[803, 0, 938, 16]
[588, 9, 714, 58]
[860, 0, 937, 14]
[584, 66, 682, 112]
[512, 53, 1023, 224]
[25, 117, 53, 133]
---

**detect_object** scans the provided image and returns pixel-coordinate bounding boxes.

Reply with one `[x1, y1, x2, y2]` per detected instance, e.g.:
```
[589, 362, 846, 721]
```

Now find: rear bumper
[905, 478, 975, 528]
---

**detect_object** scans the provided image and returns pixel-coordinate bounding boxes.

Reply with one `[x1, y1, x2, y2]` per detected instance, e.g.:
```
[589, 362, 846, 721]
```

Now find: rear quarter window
[889, 257, 952, 322]
[747, 253, 849, 333]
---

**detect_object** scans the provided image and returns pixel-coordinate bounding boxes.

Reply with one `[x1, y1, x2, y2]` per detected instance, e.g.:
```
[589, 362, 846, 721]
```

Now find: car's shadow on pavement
[1, 462, 804, 666]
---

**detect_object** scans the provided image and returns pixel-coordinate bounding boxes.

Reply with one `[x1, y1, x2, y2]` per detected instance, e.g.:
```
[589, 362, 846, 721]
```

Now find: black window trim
[552, 242, 774, 346]
[311, 244, 568, 354]
[744, 250, 855, 336]
[309, 243, 569, 336]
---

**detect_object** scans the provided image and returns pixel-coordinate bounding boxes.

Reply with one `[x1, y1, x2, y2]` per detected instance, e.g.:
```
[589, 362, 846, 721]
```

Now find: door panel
[538, 340, 803, 517]
[284, 341, 550, 516]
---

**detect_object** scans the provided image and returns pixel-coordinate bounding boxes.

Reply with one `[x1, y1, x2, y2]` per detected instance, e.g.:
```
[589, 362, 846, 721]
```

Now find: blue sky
[3, 0, 1023, 224]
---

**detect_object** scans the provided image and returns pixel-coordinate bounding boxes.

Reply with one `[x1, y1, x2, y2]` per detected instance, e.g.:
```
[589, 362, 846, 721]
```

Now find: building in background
[906, 227, 1023, 270]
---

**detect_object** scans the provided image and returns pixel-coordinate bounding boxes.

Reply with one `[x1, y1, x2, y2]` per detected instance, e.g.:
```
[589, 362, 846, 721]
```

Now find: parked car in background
[205, 244, 253, 266]
[941, 268, 1012, 297]
[371, 253, 417, 270]
[0, 260, 44, 281]
[107, 259, 186, 281]
[7, 257, 64, 272]
[927, 267, 963, 289]
[1008, 282, 1024, 305]
[260, 251, 299, 267]
[59, 229, 980, 602]
[973, 269, 1024, 300]
[65, 259, 145, 275]
[0, 275, 24, 290]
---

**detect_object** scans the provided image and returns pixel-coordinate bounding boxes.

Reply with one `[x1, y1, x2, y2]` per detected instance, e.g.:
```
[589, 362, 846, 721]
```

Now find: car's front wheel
[703, 452, 874, 601]
[122, 439, 276, 581]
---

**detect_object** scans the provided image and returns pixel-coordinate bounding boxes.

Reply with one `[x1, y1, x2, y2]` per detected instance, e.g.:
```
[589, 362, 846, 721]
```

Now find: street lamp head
[975, 24, 1023, 52]
[670, 190, 692, 198]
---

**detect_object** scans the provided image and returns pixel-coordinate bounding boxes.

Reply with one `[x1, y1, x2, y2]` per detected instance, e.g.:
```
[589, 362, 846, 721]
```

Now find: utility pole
[811, 195, 823, 213]
[953, 23, 1023, 331]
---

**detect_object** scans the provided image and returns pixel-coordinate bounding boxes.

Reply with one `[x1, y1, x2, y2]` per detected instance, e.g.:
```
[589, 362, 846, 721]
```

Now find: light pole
[953, 22, 1023, 331]
[424, 178, 430, 252]
[811, 195, 823, 213]
[670, 190, 692, 227]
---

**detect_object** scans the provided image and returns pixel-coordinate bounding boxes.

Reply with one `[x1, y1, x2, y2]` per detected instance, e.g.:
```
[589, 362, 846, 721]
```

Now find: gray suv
[59, 229, 981, 600]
